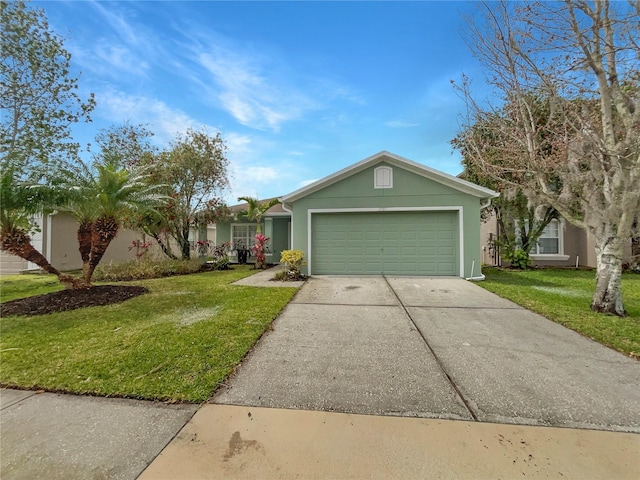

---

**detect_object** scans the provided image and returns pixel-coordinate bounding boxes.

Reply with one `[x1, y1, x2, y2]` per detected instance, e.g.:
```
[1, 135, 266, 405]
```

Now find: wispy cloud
[196, 46, 312, 132]
[68, 1, 161, 79]
[96, 88, 216, 143]
[385, 120, 420, 128]
[73, 42, 149, 79]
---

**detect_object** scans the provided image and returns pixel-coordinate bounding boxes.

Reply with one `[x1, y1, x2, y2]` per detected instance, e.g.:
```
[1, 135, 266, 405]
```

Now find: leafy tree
[455, 0, 640, 315]
[92, 123, 157, 170]
[1, 0, 93, 288]
[151, 129, 230, 259]
[236, 197, 280, 234]
[1, 0, 94, 175]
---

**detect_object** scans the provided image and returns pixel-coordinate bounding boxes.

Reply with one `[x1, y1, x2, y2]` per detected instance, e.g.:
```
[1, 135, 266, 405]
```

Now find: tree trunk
[83, 217, 119, 284]
[0, 226, 86, 289]
[631, 217, 639, 273]
[591, 236, 627, 316]
[151, 232, 178, 260]
[1, 227, 61, 276]
[77, 221, 92, 281]
[180, 224, 191, 260]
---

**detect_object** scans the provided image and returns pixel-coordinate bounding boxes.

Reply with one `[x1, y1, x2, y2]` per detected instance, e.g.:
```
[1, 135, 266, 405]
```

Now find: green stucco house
[217, 151, 498, 278]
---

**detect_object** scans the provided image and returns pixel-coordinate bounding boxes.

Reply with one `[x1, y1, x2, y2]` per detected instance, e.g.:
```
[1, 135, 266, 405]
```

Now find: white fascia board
[281, 151, 498, 203]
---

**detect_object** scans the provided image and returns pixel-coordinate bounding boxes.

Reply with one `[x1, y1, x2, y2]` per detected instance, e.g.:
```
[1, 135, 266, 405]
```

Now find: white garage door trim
[307, 207, 464, 277]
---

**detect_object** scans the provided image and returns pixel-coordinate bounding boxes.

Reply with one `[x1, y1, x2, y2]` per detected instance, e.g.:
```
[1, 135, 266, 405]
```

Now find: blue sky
[35, 0, 486, 203]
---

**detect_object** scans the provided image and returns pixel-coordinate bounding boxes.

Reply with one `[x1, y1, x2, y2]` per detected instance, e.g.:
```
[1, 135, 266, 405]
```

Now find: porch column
[264, 217, 274, 260]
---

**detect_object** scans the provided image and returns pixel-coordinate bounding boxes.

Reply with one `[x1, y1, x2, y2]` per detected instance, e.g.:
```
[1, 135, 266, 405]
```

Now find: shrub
[278, 250, 306, 280]
[93, 258, 204, 281]
[504, 248, 531, 270]
[209, 242, 231, 270]
[252, 234, 270, 269]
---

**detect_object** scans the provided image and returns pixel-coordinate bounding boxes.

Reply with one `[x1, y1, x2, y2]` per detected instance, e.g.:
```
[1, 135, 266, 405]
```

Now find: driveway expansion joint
[382, 275, 479, 422]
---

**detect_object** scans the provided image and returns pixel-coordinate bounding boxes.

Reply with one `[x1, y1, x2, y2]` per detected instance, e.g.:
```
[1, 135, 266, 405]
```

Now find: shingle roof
[228, 197, 288, 215]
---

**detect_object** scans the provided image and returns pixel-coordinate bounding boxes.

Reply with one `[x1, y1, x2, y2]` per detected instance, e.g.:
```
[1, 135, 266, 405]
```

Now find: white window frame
[374, 166, 393, 189]
[530, 218, 570, 261]
[230, 223, 257, 251]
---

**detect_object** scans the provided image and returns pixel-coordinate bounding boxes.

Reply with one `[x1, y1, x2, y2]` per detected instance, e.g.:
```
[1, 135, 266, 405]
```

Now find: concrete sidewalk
[231, 265, 306, 288]
[140, 404, 640, 480]
[0, 389, 197, 480]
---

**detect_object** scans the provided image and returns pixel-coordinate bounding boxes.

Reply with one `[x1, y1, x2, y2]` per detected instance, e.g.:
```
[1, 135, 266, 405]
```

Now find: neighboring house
[218, 200, 291, 265]
[479, 211, 633, 268]
[0, 212, 215, 275]
[217, 151, 498, 277]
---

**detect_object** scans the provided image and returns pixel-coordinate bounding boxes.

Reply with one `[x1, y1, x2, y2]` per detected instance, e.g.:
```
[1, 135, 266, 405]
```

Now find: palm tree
[236, 197, 280, 234]
[0, 168, 79, 287]
[0, 168, 57, 273]
[58, 157, 166, 285]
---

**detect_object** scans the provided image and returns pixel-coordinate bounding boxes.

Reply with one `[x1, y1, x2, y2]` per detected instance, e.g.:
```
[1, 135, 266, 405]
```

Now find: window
[534, 220, 559, 255]
[231, 224, 257, 250]
[374, 166, 393, 189]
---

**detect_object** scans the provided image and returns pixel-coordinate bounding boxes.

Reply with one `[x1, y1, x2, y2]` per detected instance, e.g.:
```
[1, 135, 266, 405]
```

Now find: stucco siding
[48, 214, 148, 271]
[0, 251, 28, 275]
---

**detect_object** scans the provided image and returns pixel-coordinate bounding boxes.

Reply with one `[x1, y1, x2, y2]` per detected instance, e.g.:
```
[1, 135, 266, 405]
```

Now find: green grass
[0, 274, 66, 302]
[479, 268, 640, 358]
[0, 266, 298, 402]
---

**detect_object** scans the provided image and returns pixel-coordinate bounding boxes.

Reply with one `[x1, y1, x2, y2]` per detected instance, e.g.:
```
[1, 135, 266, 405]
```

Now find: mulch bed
[1, 285, 148, 317]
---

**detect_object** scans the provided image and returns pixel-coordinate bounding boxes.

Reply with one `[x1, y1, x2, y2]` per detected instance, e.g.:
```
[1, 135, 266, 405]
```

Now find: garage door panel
[312, 212, 458, 275]
[438, 246, 454, 256]
[419, 246, 436, 256]
[400, 246, 417, 256]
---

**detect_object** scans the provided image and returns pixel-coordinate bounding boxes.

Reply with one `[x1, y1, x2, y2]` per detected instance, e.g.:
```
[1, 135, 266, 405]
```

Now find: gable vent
[374, 166, 393, 189]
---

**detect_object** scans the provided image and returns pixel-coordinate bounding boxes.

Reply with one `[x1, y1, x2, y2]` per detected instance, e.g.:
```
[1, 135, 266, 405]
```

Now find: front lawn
[0, 266, 298, 402]
[479, 268, 640, 358]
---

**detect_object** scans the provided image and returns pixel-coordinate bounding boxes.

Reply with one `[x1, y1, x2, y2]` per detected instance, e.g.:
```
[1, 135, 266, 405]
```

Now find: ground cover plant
[480, 268, 640, 359]
[0, 266, 298, 402]
[92, 257, 206, 282]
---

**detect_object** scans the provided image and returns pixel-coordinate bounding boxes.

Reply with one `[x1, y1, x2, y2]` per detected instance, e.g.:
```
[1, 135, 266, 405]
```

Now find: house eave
[280, 151, 499, 203]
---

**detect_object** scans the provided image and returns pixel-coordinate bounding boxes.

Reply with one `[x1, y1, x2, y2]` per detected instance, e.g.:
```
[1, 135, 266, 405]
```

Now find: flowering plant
[251, 233, 270, 269]
[128, 239, 153, 261]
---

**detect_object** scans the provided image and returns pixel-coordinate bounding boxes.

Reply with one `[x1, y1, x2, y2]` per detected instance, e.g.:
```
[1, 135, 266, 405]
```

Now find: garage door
[311, 211, 458, 275]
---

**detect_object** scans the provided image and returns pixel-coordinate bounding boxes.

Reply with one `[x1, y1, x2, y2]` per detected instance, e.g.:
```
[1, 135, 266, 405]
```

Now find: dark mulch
[1, 285, 149, 317]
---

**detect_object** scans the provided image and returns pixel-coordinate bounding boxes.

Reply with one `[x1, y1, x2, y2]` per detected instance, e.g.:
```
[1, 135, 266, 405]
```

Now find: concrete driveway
[214, 276, 640, 432]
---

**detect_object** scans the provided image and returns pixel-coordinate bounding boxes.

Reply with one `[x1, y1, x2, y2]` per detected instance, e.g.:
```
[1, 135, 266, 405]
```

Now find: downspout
[480, 197, 492, 209]
[465, 259, 485, 281]
[465, 196, 494, 281]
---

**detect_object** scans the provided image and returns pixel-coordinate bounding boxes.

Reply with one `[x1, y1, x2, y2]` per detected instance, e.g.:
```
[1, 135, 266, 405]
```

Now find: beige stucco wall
[47, 214, 148, 271]
[479, 215, 499, 266]
[0, 213, 217, 275]
[0, 251, 28, 275]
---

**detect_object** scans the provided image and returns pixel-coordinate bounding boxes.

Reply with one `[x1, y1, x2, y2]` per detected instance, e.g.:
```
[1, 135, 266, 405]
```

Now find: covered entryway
[310, 210, 459, 275]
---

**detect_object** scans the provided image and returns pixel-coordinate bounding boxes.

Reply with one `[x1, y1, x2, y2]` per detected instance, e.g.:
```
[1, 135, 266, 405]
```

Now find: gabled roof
[279, 151, 499, 203]
[229, 197, 290, 216]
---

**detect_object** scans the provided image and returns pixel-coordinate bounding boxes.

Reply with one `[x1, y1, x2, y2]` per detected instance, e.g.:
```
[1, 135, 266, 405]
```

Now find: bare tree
[456, 0, 640, 316]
